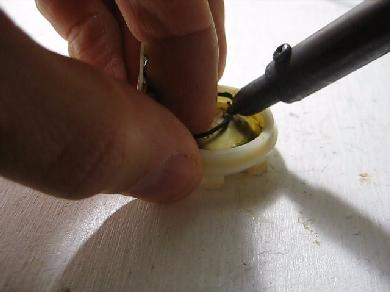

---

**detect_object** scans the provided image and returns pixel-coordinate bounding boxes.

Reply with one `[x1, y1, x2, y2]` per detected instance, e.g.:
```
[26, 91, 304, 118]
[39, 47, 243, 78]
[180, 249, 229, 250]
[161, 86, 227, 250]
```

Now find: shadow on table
[57, 150, 390, 291]
[280, 160, 390, 282]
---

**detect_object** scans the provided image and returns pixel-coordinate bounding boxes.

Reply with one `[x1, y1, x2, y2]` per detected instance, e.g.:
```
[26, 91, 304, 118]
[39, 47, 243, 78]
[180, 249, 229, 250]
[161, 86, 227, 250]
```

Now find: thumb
[0, 14, 201, 202]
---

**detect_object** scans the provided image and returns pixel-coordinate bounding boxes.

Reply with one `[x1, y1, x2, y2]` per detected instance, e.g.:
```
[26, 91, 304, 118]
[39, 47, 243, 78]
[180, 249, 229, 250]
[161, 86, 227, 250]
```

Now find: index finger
[116, 0, 219, 133]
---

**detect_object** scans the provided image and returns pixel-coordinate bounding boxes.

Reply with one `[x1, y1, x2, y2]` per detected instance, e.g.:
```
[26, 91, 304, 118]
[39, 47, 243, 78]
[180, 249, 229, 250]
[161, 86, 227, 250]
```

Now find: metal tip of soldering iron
[228, 74, 280, 116]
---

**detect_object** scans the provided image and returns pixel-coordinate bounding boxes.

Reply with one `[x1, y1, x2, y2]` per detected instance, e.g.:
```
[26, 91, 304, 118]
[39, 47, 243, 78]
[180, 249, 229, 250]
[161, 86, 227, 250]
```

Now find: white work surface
[1, 0, 390, 291]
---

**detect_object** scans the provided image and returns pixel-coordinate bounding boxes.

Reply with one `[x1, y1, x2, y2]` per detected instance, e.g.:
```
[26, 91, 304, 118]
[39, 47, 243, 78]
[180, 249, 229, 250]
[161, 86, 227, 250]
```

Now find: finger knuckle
[67, 13, 121, 72]
[67, 13, 103, 56]
[125, 0, 212, 41]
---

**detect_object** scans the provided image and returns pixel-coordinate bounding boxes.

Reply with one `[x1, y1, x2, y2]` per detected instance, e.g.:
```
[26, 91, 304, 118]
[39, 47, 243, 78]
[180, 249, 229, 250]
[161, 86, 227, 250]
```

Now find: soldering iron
[227, 0, 390, 116]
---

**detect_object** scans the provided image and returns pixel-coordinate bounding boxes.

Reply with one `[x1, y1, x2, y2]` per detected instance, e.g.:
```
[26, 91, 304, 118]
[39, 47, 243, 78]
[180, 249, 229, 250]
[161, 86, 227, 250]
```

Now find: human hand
[36, 0, 226, 132]
[0, 1, 225, 203]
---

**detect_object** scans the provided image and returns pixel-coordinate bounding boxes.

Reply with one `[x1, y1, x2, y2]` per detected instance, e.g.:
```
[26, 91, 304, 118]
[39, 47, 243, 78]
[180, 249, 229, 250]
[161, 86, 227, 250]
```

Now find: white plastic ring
[200, 85, 278, 189]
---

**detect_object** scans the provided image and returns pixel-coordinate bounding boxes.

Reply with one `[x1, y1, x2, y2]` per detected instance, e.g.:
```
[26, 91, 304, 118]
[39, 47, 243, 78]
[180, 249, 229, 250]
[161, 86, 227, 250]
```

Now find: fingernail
[128, 154, 201, 203]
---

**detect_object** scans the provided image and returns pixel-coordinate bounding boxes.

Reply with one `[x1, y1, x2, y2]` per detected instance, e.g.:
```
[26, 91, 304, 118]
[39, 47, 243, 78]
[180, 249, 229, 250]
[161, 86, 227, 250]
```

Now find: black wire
[194, 114, 232, 139]
[218, 92, 234, 99]
[194, 92, 235, 139]
[143, 62, 235, 140]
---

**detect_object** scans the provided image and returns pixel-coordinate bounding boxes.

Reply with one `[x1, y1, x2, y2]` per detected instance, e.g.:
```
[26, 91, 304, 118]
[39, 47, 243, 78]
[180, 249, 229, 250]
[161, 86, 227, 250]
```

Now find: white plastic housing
[200, 85, 278, 189]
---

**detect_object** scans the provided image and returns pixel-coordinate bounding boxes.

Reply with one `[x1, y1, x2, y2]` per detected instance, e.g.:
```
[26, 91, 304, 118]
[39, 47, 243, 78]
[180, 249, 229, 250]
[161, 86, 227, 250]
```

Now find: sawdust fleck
[345, 214, 353, 220]
[298, 216, 315, 233]
[359, 173, 370, 183]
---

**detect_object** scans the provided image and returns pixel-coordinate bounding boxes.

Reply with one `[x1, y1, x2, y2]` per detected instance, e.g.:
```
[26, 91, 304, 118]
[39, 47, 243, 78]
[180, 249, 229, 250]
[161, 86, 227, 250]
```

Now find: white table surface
[1, 0, 390, 291]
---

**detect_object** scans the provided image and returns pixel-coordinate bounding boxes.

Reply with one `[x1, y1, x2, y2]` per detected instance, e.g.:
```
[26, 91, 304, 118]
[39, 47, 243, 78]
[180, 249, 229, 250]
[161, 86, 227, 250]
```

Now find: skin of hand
[0, 0, 226, 203]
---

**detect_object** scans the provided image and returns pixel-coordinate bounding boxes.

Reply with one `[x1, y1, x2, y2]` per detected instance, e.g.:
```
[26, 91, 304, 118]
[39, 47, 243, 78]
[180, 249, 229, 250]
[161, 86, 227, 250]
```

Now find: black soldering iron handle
[229, 0, 390, 116]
